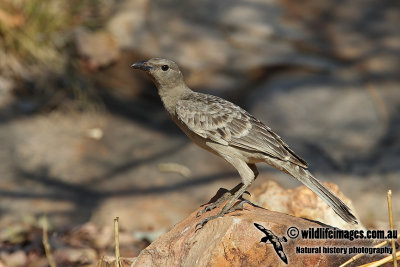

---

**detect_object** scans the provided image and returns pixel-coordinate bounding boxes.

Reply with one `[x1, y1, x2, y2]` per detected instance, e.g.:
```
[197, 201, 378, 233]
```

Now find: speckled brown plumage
[176, 92, 308, 168]
[131, 58, 357, 227]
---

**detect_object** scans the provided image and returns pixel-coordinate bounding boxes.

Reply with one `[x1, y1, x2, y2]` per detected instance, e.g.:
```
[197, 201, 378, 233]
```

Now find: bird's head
[131, 58, 184, 89]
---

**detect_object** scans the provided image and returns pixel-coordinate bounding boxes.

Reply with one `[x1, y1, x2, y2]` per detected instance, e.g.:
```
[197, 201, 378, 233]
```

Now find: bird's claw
[196, 205, 212, 217]
[195, 218, 209, 231]
[195, 213, 222, 231]
[243, 190, 251, 197]
[195, 200, 253, 231]
[196, 191, 233, 217]
[236, 199, 252, 209]
[196, 190, 251, 218]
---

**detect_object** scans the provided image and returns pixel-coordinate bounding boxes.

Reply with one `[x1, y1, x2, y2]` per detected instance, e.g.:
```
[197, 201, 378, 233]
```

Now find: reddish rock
[250, 180, 362, 230]
[133, 190, 388, 267]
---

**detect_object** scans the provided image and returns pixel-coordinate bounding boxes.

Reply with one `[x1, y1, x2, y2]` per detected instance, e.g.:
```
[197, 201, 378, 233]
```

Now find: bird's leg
[196, 182, 246, 216]
[196, 163, 258, 230]
[225, 199, 255, 213]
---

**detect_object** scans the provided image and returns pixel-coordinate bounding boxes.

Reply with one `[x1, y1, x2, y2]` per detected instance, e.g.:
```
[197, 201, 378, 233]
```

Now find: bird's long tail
[280, 161, 358, 224]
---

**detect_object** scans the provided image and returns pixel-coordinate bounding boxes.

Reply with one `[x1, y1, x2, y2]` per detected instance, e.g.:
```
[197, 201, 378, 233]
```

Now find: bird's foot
[196, 190, 251, 217]
[196, 191, 231, 217]
[227, 199, 253, 212]
[195, 213, 222, 231]
[195, 200, 252, 231]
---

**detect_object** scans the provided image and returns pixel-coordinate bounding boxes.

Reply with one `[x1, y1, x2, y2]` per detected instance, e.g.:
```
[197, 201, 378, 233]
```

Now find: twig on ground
[342, 190, 398, 267]
[41, 216, 57, 267]
[338, 240, 390, 267]
[387, 190, 397, 267]
[114, 217, 120, 267]
[358, 251, 400, 267]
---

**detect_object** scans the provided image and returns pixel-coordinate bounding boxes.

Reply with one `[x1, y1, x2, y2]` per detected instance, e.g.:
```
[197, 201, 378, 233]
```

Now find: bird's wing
[176, 93, 308, 168]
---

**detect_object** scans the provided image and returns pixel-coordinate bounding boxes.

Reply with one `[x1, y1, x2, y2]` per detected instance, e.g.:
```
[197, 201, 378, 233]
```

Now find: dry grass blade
[338, 241, 390, 267]
[114, 217, 120, 267]
[340, 190, 399, 267]
[387, 190, 397, 267]
[41, 216, 57, 267]
[358, 251, 400, 267]
[348, 190, 398, 267]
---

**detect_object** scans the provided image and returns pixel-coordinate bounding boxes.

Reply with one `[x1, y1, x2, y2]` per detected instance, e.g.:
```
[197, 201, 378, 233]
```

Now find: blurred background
[0, 0, 399, 265]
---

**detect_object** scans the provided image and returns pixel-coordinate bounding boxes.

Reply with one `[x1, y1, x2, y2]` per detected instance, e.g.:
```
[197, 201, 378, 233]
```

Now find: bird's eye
[161, 65, 169, 71]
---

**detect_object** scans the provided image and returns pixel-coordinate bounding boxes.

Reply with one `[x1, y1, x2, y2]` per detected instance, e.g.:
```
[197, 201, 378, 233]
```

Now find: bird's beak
[131, 60, 153, 72]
